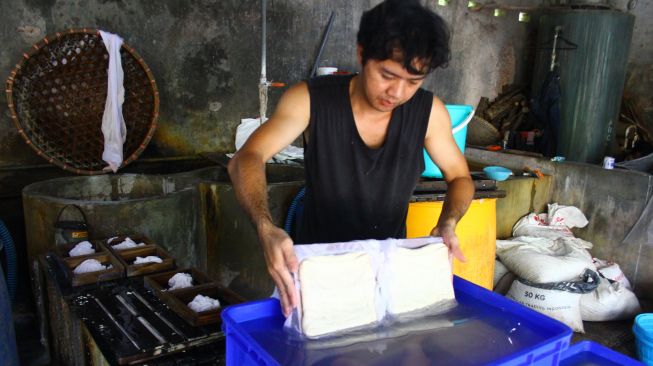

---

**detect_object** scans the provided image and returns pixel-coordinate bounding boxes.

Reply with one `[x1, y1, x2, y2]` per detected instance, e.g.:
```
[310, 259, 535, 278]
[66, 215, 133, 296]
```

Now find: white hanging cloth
[99, 30, 126, 173]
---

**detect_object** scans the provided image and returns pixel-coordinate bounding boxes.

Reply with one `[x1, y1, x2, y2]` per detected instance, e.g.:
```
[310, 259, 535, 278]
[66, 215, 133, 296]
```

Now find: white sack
[99, 31, 126, 173]
[496, 236, 595, 283]
[547, 203, 589, 228]
[506, 270, 599, 333]
[234, 118, 304, 163]
[507, 279, 584, 333]
[512, 204, 589, 239]
[580, 277, 641, 321]
[493, 259, 509, 288]
[594, 258, 632, 290]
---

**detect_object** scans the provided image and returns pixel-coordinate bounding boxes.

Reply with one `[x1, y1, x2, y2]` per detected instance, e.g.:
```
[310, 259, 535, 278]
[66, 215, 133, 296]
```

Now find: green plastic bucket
[422, 104, 474, 178]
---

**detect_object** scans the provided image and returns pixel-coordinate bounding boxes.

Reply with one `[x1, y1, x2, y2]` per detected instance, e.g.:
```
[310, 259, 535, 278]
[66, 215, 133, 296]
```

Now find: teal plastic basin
[422, 104, 474, 179]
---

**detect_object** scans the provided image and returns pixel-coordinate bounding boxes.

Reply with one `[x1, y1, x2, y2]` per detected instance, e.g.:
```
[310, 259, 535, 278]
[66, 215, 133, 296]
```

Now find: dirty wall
[0, 0, 538, 165]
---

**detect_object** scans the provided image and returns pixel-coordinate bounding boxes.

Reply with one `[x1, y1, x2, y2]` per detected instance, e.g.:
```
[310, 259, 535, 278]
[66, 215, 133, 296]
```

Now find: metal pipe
[309, 12, 336, 79]
[93, 297, 141, 350]
[259, 0, 268, 123]
[116, 294, 167, 344]
[261, 0, 267, 82]
[130, 291, 188, 339]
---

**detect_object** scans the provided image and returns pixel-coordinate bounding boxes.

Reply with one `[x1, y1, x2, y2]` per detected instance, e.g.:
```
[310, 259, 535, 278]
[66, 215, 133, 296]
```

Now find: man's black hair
[357, 0, 451, 74]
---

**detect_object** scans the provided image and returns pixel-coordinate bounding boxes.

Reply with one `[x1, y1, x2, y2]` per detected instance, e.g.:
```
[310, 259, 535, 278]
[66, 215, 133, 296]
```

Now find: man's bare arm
[424, 97, 475, 262]
[228, 82, 310, 316]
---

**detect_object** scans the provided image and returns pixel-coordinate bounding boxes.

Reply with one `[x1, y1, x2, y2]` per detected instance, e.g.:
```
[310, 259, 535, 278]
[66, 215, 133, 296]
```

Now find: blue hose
[284, 187, 305, 236]
[0, 220, 17, 303]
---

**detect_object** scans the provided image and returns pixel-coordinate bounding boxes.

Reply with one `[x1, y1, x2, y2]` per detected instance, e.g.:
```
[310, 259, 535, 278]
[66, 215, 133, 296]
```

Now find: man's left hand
[431, 222, 466, 263]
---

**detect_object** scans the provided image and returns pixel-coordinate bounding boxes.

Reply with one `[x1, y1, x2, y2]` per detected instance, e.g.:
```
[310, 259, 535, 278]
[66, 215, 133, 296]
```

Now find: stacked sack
[494, 204, 641, 333]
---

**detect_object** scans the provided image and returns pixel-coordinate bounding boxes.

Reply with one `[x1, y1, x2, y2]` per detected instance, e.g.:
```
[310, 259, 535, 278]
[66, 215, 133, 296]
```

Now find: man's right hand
[257, 221, 299, 317]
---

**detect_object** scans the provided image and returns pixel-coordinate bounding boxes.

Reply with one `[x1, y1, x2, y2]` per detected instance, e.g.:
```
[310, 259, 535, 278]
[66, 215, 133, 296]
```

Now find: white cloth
[111, 237, 145, 250]
[68, 241, 95, 257]
[233, 118, 304, 163]
[73, 259, 107, 274]
[188, 294, 220, 312]
[134, 256, 163, 264]
[168, 273, 193, 290]
[99, 30, 126, 173]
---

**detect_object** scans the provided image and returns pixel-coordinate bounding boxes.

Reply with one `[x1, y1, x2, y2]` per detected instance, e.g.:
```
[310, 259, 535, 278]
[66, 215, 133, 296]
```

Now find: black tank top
[296, 74, 433, 244]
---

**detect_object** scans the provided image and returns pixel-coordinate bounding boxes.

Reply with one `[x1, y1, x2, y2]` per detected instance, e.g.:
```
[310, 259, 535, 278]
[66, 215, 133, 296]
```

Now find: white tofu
[385, 244, 455, 315]
[299, 252, 377, 338]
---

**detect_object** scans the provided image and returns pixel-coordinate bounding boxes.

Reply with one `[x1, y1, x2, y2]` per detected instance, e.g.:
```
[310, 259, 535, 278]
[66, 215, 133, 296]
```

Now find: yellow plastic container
[406, 198, 496, 290]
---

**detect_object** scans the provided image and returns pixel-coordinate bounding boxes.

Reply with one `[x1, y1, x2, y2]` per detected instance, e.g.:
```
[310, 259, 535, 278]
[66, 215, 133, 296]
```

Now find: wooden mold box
[55, 240, 106, 259]
[143, 268, 214, 293]
[112, 244, 175, 277]
[62, 252, 125, 287]
[158, 285, 246, 327]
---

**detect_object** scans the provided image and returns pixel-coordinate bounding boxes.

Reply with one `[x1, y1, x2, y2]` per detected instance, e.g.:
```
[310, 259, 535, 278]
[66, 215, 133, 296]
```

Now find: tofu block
[385, 244, 455, 315]
[299, 252, 377, 338]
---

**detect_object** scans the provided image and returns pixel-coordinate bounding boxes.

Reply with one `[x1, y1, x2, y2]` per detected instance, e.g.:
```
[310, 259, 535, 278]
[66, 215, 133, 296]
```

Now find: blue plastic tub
[634, 313, 653, 365]
[559, 341, 644, 365]
[222, 276, 572, 366]
[422, 104, 474, 179]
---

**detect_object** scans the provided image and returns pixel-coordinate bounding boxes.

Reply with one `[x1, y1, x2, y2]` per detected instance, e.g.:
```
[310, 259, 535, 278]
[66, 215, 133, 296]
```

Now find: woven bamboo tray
[6, 29, 159, 175]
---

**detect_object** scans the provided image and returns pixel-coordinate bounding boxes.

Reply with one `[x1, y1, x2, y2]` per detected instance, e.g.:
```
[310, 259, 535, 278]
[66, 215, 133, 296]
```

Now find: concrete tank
[22, 168, 227, 270]
[22, 163, 305, 276]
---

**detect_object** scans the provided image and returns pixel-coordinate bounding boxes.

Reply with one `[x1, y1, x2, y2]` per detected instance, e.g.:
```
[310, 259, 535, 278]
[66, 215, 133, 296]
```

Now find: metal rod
[261, 0, 267, 81]
[116, 294, 167, 344]
[309, 12, 336, 79]
[259, 0, 269, 123]
[130, 291, 188, 339]
[93, 297, 141, 350]
[550, 26, 562, 72]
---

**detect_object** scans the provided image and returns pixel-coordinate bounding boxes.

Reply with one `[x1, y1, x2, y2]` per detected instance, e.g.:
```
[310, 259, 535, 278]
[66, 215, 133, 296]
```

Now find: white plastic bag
[280, 237, 451, 339]
[234, 118, 303, 163]
[496, 236, 595, 283]
[99, 31, 126, 173]
[580, 276, 641, 321]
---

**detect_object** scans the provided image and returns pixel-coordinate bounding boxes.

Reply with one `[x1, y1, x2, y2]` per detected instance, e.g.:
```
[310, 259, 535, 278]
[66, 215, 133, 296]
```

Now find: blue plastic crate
[222, 276, 572, 366]
[559, 341, 644, 365]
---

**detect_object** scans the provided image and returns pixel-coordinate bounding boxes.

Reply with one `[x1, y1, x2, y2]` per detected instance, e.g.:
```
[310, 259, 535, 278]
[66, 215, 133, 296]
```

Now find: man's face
[358, 50, 428, 113]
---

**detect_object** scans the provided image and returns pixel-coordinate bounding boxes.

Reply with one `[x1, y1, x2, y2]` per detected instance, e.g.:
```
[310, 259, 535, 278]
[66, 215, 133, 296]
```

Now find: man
[228, 0, 474, 316]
